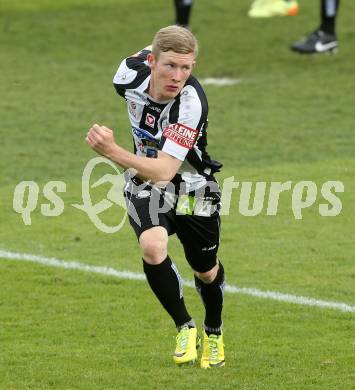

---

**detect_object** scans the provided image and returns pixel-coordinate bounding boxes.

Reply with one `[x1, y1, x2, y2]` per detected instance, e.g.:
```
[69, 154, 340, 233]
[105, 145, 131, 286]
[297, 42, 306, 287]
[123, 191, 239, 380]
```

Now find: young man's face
[148, 50, 195, 101]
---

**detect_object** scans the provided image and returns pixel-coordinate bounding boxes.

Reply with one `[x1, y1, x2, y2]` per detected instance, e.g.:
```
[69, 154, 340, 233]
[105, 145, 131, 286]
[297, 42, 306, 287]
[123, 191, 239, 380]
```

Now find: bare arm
[86, 124, 182, 183]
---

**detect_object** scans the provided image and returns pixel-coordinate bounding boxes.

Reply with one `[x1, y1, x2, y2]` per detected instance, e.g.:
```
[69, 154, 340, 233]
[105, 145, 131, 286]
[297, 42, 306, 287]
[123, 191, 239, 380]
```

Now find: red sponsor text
[163, 123, 198, 149]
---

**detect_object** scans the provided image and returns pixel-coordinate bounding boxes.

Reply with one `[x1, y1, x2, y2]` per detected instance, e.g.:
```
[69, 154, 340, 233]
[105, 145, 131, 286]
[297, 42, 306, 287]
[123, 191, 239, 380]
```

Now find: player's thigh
[175, 214, 221, 273]
[125, 187, 174, 240]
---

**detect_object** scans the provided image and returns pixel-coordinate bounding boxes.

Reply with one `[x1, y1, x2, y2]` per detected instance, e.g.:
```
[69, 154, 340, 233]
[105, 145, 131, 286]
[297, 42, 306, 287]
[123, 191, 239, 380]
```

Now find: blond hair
[152, 25, 198, 59]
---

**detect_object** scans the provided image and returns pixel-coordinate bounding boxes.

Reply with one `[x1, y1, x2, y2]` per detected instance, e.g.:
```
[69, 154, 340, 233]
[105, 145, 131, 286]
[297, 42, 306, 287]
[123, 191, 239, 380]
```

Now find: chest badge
[145, 113, 156, 128]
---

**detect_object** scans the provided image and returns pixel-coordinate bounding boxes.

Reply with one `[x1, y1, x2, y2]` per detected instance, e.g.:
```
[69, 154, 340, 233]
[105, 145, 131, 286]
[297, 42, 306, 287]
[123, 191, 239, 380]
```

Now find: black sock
[143, 256, 192, 327]
[195, 262, 225, 336]
[174, 0, 193, 27]
[319, 0, 340, 35]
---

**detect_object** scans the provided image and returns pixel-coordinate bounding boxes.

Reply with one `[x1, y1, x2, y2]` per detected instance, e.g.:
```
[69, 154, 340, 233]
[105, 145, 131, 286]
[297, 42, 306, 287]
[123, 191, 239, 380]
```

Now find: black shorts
[124, 181, 221, 273]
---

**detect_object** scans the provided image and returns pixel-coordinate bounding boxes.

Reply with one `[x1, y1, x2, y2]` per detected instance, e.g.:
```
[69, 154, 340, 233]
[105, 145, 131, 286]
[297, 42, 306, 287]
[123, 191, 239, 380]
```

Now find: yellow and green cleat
[248, 0, 299, 18]
[200, 331, 225, 368]
[173, 325, 201, 366]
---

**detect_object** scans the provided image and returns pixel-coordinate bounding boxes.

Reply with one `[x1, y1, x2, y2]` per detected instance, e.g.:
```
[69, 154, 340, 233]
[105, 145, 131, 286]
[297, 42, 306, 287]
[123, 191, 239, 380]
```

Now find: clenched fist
[86, 124, 117, 158]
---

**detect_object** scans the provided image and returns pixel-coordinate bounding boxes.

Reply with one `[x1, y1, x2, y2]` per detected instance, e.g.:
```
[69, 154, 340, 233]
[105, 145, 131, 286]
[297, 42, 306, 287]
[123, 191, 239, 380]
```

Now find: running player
[86, 25, 225, 368]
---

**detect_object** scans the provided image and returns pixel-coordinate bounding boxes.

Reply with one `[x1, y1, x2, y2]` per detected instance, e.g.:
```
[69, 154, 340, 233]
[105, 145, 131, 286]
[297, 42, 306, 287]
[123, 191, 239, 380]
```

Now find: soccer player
[248, 0, 299, 18]
[291, 0, 340, 54]
[86, 26, 225, 368]
[174, 0, 193, 28]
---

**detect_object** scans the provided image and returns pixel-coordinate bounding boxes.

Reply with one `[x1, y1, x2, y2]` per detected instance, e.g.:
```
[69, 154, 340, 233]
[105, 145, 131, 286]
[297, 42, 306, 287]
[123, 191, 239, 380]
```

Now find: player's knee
[195, 263, 219, 284]
[139, 227, 168, 264]
[140, 238, 167, 264]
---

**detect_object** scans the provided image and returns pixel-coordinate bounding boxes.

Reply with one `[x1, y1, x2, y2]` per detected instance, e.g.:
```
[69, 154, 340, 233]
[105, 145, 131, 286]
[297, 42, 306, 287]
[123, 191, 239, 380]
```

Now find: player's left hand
[86, 123, 117, 157]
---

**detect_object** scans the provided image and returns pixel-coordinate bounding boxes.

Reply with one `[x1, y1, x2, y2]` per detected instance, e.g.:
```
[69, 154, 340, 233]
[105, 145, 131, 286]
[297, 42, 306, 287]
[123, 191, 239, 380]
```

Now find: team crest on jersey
[163, 123, 199, 150]
[145, 113, 156, 128]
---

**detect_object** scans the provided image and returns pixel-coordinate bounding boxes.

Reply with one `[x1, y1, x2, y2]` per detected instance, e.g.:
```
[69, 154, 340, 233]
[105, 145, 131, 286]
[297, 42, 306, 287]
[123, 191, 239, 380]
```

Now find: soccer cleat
[290, 30, 338, 54]
[200, 331, 225, 368]
[248, 0, 299, 18]
[173, 325, 201, 365]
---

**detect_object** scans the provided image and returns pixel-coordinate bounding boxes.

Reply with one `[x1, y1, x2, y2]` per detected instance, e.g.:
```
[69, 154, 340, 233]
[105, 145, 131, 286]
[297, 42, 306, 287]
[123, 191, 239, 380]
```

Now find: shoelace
[208, 335, 219, 363]
[176, 326, 189, 352]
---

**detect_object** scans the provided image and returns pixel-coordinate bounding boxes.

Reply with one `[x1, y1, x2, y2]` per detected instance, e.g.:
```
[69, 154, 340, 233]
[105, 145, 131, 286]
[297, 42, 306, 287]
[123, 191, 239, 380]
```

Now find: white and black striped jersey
[113, 49, 222, 193]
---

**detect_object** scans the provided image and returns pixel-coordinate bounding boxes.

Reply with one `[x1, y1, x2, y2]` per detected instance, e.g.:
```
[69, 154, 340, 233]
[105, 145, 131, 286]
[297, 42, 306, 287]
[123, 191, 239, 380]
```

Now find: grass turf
[0, 0, 354, 388]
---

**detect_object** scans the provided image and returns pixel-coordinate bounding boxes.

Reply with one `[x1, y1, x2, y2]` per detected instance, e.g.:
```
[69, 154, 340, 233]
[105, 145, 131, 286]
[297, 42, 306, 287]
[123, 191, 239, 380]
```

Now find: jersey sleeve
[159, 84, 206, 161]
[113, 50, 150, 98]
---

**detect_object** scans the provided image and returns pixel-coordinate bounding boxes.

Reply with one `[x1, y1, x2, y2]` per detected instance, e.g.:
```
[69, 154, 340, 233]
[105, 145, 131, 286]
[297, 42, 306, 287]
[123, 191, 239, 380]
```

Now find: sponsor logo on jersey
[132, 127, 157, 143]
[129, 101, 137, 118]
[145, 113, 156, 128]
[146, 102, 162, 113]
[163, 123, 199, 149]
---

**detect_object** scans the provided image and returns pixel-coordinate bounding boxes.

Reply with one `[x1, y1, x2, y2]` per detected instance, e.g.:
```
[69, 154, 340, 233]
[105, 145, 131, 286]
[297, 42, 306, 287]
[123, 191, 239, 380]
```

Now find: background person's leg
[320, 0, 340, 35]
[174, 0, 193, 27]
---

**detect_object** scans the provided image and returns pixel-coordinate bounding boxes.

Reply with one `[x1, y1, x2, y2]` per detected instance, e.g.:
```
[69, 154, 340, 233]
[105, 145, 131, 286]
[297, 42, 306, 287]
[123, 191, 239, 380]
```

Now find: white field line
[200, 77, 242, 86]
[1, 249, 354, 313]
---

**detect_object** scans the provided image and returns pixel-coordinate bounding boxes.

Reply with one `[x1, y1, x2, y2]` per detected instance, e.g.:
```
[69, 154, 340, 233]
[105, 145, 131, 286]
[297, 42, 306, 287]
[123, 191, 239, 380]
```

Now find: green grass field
[1, 0, 354, 388]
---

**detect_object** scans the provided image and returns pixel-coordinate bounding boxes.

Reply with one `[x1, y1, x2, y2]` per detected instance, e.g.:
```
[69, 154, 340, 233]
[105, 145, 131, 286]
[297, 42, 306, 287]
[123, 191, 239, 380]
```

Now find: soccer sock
[194, 262, 225, 336]
[319, 0, 340, 35]
[177, 319, 196, 332]
[174, 0, 193, 27]
[143, 256, 192, 328]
